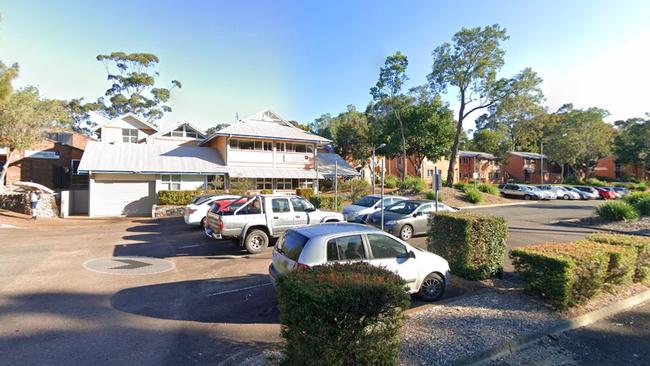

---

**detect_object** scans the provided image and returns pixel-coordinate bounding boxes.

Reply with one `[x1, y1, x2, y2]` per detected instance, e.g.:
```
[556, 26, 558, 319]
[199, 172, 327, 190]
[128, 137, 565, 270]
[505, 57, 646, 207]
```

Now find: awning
[228, 167, 320, 179]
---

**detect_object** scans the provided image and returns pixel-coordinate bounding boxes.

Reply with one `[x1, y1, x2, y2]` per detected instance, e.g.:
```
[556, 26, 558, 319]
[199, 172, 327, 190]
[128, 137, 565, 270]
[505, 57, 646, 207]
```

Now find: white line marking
[0, 224, 18, 229]
[179, 244, 200, 249]
[206, 283, 272, 297]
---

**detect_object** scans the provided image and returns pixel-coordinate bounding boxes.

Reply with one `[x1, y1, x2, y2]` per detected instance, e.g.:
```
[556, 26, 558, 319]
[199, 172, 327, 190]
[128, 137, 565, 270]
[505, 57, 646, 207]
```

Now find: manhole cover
[83, 256, 175, 275]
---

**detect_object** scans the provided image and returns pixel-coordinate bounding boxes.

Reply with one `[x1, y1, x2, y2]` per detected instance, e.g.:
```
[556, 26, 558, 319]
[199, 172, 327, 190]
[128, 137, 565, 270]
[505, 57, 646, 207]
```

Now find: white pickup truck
[204, 194, 344, 254]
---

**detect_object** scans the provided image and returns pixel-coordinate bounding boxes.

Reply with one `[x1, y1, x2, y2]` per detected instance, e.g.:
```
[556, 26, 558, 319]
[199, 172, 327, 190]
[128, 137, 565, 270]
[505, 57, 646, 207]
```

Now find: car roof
[291, 223, 382, 238]
[401, 199, 433, 204]
[363, 194, 405, 199]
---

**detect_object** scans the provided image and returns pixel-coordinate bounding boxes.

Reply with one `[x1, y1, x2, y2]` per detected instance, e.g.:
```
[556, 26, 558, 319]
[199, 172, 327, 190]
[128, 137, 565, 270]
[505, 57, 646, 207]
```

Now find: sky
[2, 0, 650, 133]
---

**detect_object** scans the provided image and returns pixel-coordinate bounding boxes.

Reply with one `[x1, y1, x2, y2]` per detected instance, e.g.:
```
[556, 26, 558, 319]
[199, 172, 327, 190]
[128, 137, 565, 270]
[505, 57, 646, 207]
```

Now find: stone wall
[0, 193, 59, 218]
[152, 205, 186, 218]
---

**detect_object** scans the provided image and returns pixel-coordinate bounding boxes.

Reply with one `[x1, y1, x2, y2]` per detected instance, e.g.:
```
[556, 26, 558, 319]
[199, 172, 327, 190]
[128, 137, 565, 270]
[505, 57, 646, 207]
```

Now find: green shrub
[595, 201, 639, 221]
[277, 262, 410, 366]
[510, 243, 608, 309]
[229, 178, 255, 195]
[453, 182, 467, 190]
[564, 177, 584, 185]
[295, 188, 314, 199]
[157, 190, 226, 205]
[398, 176, 425, 193]
[575, 241, 637, 286]
[478, 183, 499, 196]
[585, 177, 608, 186]
[624, 192, 650, 216]
[308, 195, 343, 211]
[341, 179, 371, 202]
[588, 233, 650, 282]
[464, 188, 483, 203]
[635, 181, 648, 192]
[424, 190, 443, 202]
[428, 212, 506, 280]
[384, 175, 399, 189]
[260, 189, 273, 194]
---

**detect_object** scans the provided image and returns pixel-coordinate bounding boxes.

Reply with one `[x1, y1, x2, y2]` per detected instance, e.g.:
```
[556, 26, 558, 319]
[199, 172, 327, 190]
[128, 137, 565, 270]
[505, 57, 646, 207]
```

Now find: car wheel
[418, 273, 445, 302]
[399, 224, 413, 241]
[523, 194, 531, 200]
[244, 229, 269, 254]
[563, 194, 570, 200]
[200, 217, 207, 228]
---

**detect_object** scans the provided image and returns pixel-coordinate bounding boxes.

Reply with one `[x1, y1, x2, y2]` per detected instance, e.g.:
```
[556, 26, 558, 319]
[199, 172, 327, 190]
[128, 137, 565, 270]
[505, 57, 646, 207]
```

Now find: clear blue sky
[2, 0, 649, 132]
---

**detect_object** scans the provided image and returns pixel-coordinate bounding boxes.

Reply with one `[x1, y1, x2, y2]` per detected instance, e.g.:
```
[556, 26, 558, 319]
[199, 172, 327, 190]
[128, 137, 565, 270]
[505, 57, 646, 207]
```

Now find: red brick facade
[458, 156, 502, 184]
[594, 155, 647, 180]
[505, 153, 562, 184]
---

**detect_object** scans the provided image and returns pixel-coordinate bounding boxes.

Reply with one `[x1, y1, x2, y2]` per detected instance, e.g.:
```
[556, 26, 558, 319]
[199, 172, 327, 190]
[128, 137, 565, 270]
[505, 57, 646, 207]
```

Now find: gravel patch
[563, 216, 650, 236]
[400, 290, 562, 366]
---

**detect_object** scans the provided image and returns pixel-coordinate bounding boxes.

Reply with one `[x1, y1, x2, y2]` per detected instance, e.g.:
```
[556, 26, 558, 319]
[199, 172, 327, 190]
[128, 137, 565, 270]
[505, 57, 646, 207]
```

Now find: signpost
[433, 167, 441, 213]
[380, 159, 385, 230]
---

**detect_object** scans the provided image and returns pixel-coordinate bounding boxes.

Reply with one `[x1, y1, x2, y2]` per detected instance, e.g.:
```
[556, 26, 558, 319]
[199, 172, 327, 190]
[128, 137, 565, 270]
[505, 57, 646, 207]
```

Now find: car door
[290, 197, 311, 226]
[270, 198, 294, 234]
[412, 204, 434, 234]
[325, 234, 368, 263]
[365, 233, 419, 291]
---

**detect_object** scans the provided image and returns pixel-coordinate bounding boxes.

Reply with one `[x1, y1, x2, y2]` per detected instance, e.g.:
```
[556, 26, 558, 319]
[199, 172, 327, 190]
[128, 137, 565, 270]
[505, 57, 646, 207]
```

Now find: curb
[455, 288, 650, 366]
[458, 201, 540, 210]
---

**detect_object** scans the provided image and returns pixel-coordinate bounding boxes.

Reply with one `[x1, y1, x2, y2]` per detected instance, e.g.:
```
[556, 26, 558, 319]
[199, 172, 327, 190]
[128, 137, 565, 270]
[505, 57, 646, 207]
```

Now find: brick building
[505, 151, 562, 184]
[384, 155, 458, 186]
[458, 151, 502, 183]
[593, 155, 647, 181]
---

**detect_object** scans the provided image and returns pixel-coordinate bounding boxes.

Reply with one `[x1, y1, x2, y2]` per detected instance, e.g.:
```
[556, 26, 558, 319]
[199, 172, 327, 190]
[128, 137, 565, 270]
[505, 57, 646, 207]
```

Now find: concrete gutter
[458, 201, 540, 210]
[455, 288, 650, 366]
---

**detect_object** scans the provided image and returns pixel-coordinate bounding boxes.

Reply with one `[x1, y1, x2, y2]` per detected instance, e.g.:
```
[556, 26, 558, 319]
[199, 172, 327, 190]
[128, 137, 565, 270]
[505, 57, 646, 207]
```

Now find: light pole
[540, 141, 544, 185]
[371, 143, 386, 195]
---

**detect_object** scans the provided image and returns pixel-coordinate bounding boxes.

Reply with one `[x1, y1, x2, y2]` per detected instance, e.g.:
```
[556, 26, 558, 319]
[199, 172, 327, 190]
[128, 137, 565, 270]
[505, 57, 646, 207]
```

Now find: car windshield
[353, 196, 380, 207]
[192, 195, 213, 205]
[386, 201, 421, 214]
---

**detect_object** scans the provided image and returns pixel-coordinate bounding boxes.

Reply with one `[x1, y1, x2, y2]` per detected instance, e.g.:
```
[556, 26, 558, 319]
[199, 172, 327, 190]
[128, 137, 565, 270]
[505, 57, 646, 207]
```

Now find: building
[0, 131, 94, 190]
[458, 151, 502, 183]
[383, 155, 458, 186]
[505, 151, 562, 184]
[78, 109, 357, 217]
[593, 155, 647, 181]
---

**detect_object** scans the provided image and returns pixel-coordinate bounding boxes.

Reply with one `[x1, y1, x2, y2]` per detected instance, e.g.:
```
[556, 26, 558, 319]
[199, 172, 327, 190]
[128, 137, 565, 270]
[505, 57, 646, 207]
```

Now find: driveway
[0, 200, 602, 364]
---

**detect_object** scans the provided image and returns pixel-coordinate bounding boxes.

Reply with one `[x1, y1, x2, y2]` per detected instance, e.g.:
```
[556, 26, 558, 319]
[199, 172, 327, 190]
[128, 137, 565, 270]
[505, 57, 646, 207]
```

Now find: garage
[91, 178, 155, 217]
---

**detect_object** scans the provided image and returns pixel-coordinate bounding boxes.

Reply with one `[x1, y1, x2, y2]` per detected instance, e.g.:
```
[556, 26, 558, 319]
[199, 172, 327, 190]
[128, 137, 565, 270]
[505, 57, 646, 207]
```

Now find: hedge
[398, 176, 425, 193]
[595, 201, 639, 221]
[295, 188, 314, 199]
[588, 233, 650, 283]
[510, 243, 609, 309]
[575, 241, 637, 286]
[277, 262, 410, 366]
[309, 195, 343, 211]
[157, 190, 225, 205]
[624, 192, 650, 216]
[478, 183, 499, 196]
[428, 212, 506, 280]
[384, 175, 399, 189]
[464, 188, 483, 203]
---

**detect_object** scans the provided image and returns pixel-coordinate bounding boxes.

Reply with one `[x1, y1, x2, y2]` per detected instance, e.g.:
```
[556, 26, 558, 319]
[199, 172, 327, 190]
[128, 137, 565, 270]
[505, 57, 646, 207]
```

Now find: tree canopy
[613, 116, 650, 175]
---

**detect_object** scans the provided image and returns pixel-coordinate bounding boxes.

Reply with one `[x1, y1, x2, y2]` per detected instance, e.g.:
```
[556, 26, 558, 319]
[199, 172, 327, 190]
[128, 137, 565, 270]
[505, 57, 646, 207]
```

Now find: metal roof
[509, 151, 547, 160]
[459, 150, 497, 160]
[316, 153, 360, 177]
[90, 112, 159, 132]
[78, 142, 227, 174]
[202, 109, 330, 144]
[146, 122, 207, 141]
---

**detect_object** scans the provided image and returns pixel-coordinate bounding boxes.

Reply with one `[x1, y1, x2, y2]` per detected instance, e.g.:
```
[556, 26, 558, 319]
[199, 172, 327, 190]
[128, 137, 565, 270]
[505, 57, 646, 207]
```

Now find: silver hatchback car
[269, 223, 451, 302]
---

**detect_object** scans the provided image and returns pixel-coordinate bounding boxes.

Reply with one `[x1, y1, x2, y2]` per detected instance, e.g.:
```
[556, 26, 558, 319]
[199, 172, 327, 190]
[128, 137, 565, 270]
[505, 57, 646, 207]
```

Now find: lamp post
[371, 143, 386, 195]
[540, 141, 544, 185]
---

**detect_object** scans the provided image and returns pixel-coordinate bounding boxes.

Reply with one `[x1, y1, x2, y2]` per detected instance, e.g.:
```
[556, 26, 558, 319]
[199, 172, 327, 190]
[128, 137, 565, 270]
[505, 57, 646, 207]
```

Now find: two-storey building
[458, 151, 502, 183]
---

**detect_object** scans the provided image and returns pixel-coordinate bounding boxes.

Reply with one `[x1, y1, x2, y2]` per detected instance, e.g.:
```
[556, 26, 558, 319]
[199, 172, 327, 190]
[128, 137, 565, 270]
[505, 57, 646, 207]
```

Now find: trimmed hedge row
[157, 190, 225, 205]
[308, 195, 343, 211]
[588, 233, 650, 282]
[277, 262, 410, 365]
[428, 212, 506, 280]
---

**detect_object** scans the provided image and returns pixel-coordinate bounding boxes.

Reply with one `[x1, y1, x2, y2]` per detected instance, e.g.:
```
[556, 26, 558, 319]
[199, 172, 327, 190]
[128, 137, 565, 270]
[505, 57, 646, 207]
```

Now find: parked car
[538, 185, 580, 200]
[205, 194, 344, 254]
[613, 187, 631, 197]
[599, 187, 622, 198]
[184, 194, 239, 227]
[498, 183, 542, 200]
[367, 199, 457, 241]
[342, 194, 406, 223]
[522, 185, 555, 200]
[594, 186, 618, 200]
[269, 223, 450, 301]
[571, 186, 600, 199]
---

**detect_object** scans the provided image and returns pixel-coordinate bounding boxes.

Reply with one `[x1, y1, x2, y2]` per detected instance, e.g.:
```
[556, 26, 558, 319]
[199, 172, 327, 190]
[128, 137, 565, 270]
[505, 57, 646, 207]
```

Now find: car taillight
[187, 208, 197, 214]
[295, 262, 310, 270]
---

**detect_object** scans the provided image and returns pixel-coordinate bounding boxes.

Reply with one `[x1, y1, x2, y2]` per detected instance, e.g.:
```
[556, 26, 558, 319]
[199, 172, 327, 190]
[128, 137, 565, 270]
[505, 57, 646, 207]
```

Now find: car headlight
[385, 220, 396, 227]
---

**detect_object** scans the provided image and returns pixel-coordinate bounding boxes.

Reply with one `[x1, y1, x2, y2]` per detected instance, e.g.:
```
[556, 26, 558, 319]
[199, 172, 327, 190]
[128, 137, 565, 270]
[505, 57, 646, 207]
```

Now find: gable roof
[78, 141, 227, 174]
[202, 108, 330, 144]
[90, 112, 159, 132]
[459, 150, 497, 160]
[509, 151, 547, 160]
[146, 122, 207, 142]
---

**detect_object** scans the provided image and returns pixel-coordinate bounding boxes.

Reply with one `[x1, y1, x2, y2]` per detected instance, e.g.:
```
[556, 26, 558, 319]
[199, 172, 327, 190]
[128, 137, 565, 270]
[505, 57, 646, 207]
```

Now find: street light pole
[540, 141, 544, 185]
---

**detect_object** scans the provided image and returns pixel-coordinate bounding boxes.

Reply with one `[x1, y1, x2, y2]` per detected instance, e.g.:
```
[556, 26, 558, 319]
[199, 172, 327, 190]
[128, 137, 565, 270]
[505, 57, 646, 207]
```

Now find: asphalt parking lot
[0, 199, 602, 365]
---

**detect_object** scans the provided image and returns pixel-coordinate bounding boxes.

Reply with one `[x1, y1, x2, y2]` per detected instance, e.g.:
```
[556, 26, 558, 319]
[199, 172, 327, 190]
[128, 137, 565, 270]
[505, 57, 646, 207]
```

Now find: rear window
[193, 195, 213, 205]
[277, 230, 309, 261]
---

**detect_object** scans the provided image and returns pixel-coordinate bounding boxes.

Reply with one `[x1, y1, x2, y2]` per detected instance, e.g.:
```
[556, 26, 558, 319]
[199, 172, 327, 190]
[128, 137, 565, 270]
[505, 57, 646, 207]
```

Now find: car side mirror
[408, 250, 416, 259]
[414, 212, 423, 217]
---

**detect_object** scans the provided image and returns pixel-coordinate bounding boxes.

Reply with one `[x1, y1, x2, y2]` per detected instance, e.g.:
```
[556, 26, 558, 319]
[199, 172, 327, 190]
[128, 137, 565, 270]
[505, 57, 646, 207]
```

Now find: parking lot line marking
[206, 283, 272, 297]
[179, 244, 200, 249]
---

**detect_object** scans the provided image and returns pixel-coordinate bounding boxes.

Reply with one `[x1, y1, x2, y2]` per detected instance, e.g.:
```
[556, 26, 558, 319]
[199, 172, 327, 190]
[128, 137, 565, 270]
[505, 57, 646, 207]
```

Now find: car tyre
[244, 229, 269, 254]
[523, 194, 531, 200]
[399, 224, 413, 241]
[563, 194, 570, 200]
[200, 216, 207, 228]
[418, 272, 445, 302]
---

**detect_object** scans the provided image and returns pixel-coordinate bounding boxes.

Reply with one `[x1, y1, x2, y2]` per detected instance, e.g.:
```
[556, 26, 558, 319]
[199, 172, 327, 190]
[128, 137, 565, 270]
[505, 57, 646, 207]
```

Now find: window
[367, 234, 408, 259]
[280, 143, 312, 153]
[256, 178, 273, 190]
[276, 178, 292, 190]
[290, 198, 312, 212]
[239, 140, 254, 150]
[427, 169, 434, 177]
[276, 231, 309, 261]
[70, 159, 85, 175]
[122, 129, 138, 143]
[271, 198, 291, 213]
[417, 204, 434, 214]
[230, 139, 272, 151]
[326, 235, 366, 261]
[276, 142, 285, 151]
[161, 175, 181, 190]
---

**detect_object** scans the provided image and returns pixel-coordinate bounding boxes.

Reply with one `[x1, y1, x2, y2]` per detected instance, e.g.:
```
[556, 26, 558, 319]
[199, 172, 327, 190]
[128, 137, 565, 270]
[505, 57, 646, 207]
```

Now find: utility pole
[540, 141, 544, 185]
[334, 160, 338, 208]
[380, 159, 385, 231]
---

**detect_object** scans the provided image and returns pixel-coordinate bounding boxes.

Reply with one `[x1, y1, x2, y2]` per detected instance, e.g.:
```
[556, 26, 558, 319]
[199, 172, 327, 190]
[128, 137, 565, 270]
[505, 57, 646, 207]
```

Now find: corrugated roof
[317, 153, 360, 177]
[459, 150, 497, 159]
[509, 151, 547, 160]
[203, 109, 330, 144]
[78, 142, 227, 174]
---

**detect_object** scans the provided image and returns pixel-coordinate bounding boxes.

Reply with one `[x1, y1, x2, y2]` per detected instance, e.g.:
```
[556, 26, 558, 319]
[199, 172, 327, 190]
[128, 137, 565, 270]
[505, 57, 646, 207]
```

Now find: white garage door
[92, 180, 155, 217]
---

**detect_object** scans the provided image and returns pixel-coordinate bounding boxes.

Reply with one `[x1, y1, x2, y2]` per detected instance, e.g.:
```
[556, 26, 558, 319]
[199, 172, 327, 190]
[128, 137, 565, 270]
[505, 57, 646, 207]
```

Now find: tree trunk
[446, 95, 465, 187]
[0, 148, 15, 188]
[395, 109, 407, 181]
[560, 164, 565, 183]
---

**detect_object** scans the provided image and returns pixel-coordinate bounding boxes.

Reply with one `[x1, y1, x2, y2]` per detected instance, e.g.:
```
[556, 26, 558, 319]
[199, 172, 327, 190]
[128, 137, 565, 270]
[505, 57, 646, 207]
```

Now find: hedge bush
[309, 195, 343, 211]
[585, 177, 608, 186]
[398, 176, 426, 193]
[260, 189, 273, 194]
[428, 212, 506, 280]
[453, 182, 467, 191]
[478, 183, 499, 196]
[229, 178, 255, 195]
[384, 175, 399, 189]
[157, 190, 225, 205]
[634, 181, 648, 192]
[464, 188, 483, 203]
[595, 201, 639, 221]
[588, 233, 650, 282]
[424, 190, 443, 202]
[510, 243, 609, 309]
[624, 192, 650, 216]
[295, 188, 314, 199]
[277, 262, 410, 366]
[575, 241, 637, 286]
